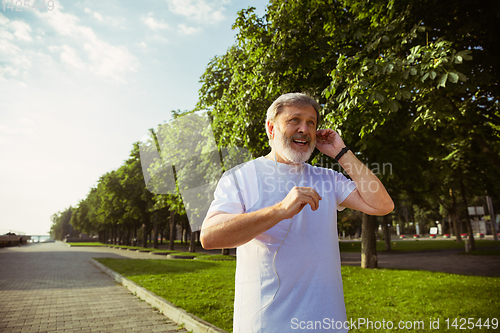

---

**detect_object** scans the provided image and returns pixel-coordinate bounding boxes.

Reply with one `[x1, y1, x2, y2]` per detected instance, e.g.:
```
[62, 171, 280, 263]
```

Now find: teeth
[294, 140, 307, 143]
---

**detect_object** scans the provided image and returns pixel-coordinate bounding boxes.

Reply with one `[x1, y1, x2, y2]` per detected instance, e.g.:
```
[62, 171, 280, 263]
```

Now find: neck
[265, 149, 303, 165]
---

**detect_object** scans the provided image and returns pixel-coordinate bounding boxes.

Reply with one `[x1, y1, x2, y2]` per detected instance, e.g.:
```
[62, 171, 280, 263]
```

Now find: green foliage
[49, 207, 75, 240]
[197, 0, 500, 236]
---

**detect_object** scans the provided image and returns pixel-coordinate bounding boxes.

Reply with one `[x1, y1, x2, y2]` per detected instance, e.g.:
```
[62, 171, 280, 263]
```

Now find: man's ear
[267, 120, 275, 139]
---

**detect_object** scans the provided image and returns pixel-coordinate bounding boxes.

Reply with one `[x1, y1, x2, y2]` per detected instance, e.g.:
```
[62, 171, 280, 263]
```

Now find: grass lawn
[339, 239, 500, 253]
[96, 258, 500, 332]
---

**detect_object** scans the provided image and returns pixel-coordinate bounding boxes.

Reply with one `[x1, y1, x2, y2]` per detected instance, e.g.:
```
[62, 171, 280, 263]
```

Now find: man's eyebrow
[287, 113, 317, 121]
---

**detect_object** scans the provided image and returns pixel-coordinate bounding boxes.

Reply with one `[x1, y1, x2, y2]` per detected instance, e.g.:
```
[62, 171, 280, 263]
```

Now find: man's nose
[297, 121, 309, 134]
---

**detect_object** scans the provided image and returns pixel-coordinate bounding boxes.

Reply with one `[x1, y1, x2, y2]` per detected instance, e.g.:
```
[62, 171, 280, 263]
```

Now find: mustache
[290, 134, 312, 142]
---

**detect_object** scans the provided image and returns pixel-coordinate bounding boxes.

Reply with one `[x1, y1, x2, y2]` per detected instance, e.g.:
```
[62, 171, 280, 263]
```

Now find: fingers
[286, 186, 322, 213]
[316, 129, 337, 143]
[298, 186, 322, 211]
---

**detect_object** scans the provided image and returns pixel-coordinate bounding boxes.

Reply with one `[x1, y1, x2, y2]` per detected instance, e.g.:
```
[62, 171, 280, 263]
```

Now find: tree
[50, 207, 75, 240]
[324, 0, 500, 246]
[197, 0, 500, 265]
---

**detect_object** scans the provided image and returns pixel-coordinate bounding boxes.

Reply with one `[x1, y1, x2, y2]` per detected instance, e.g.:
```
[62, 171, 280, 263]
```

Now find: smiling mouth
[292, 139, 308, 146]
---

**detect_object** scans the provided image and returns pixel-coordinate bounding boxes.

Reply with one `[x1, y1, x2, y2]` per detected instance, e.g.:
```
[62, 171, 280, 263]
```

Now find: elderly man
[201, 93, 393, 333]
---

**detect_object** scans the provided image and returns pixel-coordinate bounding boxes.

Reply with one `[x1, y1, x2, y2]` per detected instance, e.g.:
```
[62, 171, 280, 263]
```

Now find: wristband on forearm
[334, 146, 350, 161]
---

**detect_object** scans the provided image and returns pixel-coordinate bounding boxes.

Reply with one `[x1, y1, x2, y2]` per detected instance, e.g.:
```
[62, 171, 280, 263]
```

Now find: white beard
[273, 125, 315, 164]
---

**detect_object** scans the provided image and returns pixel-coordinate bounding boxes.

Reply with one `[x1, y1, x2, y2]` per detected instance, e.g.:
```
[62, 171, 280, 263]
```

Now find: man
[201, 93, 393, 332]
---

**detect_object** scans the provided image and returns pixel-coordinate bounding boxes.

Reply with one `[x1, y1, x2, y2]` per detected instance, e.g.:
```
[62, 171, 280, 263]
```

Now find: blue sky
[0, 0, 269, 235]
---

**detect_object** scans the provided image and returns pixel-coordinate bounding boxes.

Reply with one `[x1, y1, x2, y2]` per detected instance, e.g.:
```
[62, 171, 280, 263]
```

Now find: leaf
[401, 90, 411, 99]
[429, 71, 437, 80]
[390, 100, 399, 112]
[437, 73, 448, 88]
[448, 72, 459, 83]
[402, 70, 410, 80]
[421, 72, 429, 82]
[457, 71, 467, 82]
[375, 92, 385, 103]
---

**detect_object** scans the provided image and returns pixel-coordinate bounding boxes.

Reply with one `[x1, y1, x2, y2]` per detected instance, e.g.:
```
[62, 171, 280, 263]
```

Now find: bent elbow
[200, 231, 215, 250]
[380, 200, 395, 216]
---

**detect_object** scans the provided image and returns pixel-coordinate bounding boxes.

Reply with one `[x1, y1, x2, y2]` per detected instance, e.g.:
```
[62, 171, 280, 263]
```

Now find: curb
[90, 258, 228, 333]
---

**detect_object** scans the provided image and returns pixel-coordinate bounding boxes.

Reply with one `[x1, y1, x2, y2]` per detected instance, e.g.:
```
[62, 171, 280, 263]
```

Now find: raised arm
[316, 129, 394, 216]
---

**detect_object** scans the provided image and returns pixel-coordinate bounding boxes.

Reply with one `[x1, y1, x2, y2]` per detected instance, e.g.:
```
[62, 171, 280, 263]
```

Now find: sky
[0, 0, 269, 236]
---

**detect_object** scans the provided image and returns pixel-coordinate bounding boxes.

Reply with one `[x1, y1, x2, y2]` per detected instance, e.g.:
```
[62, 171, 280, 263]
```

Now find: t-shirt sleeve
[333, 171, 357, 211]
[207, 170, 246, 215]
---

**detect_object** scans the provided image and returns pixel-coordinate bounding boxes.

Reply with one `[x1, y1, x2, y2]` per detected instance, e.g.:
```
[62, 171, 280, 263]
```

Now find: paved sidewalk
[0, 242, 187, 333]
[341, 249, 500, 277]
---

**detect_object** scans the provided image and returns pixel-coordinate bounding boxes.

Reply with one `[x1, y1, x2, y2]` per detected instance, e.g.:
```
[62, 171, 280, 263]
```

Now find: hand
[315, 129, 346, 158]
[277, 186, 322, 220]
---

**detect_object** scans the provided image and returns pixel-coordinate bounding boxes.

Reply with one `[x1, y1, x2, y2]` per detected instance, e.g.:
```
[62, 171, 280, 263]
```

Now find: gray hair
[265, 92, 320, 142]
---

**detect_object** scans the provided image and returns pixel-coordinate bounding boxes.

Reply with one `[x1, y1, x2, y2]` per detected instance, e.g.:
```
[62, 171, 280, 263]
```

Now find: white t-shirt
[207, 157, 356, 333]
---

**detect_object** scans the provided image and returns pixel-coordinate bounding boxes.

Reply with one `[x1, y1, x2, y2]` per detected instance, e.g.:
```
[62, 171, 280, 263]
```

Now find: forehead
[279, 105, 317, 121]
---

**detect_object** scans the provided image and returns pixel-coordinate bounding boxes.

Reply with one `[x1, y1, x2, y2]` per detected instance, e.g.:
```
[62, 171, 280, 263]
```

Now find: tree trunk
[361, 214, 378, 268]
[111, 225, 116, 245]
[221, 249, 230, 255]
[169, 211, 176, 251]
[486, 195, 499, 241]
[382, 215, 391, 251]
[450, 189, 462, 242]
[153, 215, 159, 249]
[142, 223, 148, 248]
[126, 226, 130, 246]
[459, 176, 475, 250]
[402, 205, 409, 235]
[448, 215, 452, 235]
[189, 231, 196, 252]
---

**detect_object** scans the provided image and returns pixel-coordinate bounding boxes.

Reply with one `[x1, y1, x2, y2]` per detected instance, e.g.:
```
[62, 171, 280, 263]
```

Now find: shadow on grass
[94, 258, 219, 276]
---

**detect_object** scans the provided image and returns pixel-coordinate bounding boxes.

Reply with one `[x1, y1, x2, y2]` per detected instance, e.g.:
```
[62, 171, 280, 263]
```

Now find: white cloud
[33, 2, 138, 82]
[84, 39, 138, 79]
[0, 38, 31, 78]
[11, 21, 33, 42]
[0, 13, 33, 42]
[49, 45, 85, 70]
[177, 24, 201, 35]
[84, 8, 104, 22]
[141, 13, 169, 30]
[0, 13, 9, 25]
[165, 0, 231, 25]
[137, 41, 148, 51]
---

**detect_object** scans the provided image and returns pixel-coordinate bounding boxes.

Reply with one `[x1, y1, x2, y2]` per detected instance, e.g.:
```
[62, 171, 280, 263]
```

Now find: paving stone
[0, 242, 187, 333]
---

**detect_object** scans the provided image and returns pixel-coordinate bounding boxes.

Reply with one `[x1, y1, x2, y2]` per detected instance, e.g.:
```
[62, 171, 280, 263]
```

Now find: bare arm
[316, 129, 394, 216]
[338, 150, 394, 215]
[200, 186, 322, 249]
